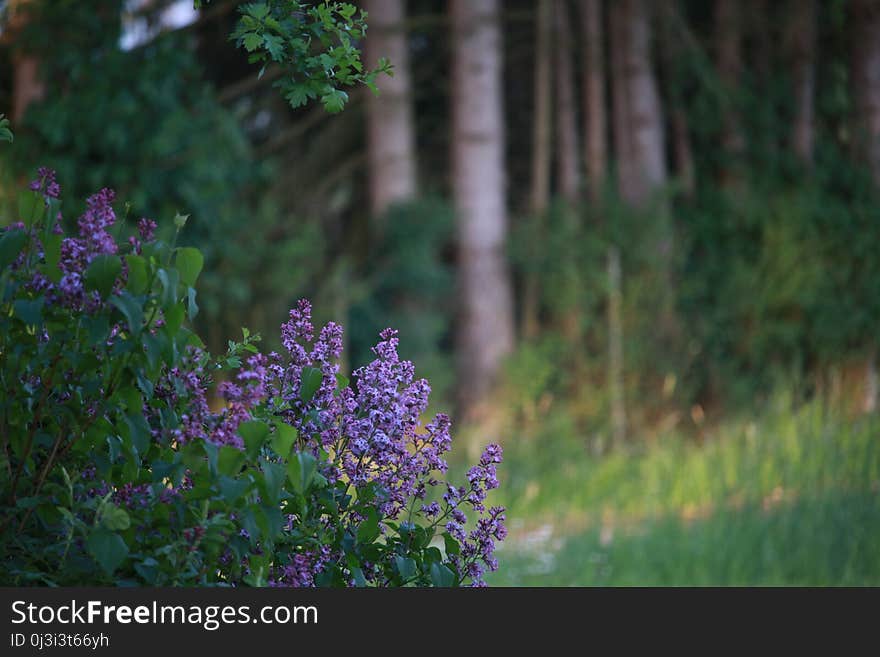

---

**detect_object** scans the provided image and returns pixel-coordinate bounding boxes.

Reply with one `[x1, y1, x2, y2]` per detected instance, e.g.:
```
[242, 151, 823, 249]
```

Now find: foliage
[0, 172, 505, 586]
[197, 0, 392, 112]
[0, 115, 12, 143]
[349, 198, 456, 400]
[4, 0, 321, 354]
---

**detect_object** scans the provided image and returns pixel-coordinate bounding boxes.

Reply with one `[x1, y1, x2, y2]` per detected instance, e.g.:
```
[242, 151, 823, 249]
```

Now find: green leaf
[395, 556, 417, 581]
[218, 445, 246, 477]
[110, 292, 144, 335]
[125, 255, 149, 295]
[245, 2, 270, 19]
[218, 475, 251, 503]
[42, 233, 62, 283]
[442, 532, 461, 557]
[429, 562, 455, 588]
[299, 367, 323, 403]
[175, 247, 204, 287]
[13, 298, 43, 326]
[157, 268, 180, 310]
[243, 32, 263, 52]
[18, 191, 42, 227]
[270, 423, 297, 457]
[0, 229, 27, 270]
[163, 303, 185, 336]
[100, 504, 131, 531]
[321, 88, 349, 113]
[259, 461, 286, 504]
[123, 413, 151, 455]
[187, 287, 199, 320]
[287, 450, 317, 494]
[84, 254, 122, 298]
[263, 34, 284, 60]
[350, 565, 366, 587]
[238, 420, 270, 460]
[134, 558, 159, 584]
[357, 508, 380, 543]
[87, 530, 129, 576]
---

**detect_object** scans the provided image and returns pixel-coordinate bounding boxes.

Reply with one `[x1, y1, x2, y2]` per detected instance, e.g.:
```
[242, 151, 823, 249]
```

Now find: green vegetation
[484, 399, 880, 585]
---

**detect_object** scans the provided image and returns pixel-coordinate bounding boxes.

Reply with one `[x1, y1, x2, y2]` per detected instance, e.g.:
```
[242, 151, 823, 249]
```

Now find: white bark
[610, 0, 667, 206]
[451, 0, 515, 417]
[364, 0, 417, 219]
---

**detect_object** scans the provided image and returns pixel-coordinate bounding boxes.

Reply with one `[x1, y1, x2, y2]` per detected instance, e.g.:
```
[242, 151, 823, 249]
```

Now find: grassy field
[475, 397, 880, 586]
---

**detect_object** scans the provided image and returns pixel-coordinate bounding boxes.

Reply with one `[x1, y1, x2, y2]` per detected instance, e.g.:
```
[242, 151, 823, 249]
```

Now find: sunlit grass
[470, 395, 880, 586]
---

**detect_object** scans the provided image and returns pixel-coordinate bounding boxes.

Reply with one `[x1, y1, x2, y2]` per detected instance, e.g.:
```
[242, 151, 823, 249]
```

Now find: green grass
[473, 396, 880, 586]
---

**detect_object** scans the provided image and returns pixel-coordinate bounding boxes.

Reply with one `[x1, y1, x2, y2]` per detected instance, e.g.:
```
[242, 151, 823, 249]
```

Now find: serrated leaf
[243, 32, 263, 52]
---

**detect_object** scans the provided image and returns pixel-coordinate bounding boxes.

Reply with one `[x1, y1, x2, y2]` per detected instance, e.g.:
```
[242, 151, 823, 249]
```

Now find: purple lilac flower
[29, 167, 60, 200]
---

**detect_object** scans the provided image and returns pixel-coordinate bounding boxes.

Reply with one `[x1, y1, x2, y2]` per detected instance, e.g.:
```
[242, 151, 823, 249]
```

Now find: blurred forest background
[2, 0, 880, 585]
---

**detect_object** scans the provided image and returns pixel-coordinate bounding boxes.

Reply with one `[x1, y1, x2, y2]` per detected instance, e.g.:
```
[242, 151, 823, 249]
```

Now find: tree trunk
[9, 0, 45, 124]
[851, 0, 880, 186]
[580, 0, 606, 201]
[522, 0, 554, 340]
[851, 0, 880, 413]
[787, 0, 816, 166]
[451, 0, 515, 421]
[610, 0, 667, 207]
[555, 0, 581, 204]
[715, 0, 744, 185]
[659, 3, 696, 199]
[364, 0, 417, 221]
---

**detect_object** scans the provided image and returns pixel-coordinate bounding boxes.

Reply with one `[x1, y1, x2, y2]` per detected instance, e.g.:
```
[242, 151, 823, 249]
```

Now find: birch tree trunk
[364, 0, 417, 221]
[610, 0, 667, 206]
[451, 0, 515, 421]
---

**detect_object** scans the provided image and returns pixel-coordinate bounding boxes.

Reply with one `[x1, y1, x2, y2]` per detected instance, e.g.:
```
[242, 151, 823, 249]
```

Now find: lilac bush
[0, 171, 505, 586]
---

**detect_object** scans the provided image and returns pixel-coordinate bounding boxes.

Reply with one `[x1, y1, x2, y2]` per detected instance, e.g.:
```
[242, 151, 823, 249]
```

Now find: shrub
[0, 170, 505, 586]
